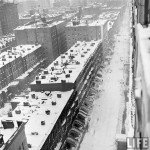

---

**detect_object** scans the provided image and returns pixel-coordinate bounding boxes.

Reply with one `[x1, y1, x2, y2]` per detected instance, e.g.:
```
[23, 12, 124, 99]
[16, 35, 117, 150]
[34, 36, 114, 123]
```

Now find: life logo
[127, 137, 149, 149]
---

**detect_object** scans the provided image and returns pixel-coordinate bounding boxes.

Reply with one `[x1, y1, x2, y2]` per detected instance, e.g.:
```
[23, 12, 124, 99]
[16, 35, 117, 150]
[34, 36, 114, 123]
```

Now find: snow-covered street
[79, 3, 131, 150]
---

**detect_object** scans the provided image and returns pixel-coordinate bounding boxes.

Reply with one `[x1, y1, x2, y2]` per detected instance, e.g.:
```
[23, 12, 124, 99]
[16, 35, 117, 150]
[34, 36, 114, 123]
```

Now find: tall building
[1, 40, 103, 150]
[66, 19, 108, 49]
[37, 0, 51, 9]
[53, 0, 70, 7]
[0, 2, 19, 35]
[14, 21, 67, 63]
[70, 0, 87, 7]
[0, 122, 28, 150]
[17, 0, 37, 14]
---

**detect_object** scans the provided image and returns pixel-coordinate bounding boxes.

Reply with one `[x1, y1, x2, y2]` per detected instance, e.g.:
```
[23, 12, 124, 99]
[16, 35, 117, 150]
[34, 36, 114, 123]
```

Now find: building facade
[0, 2, 19, 35]
[66, 19, 108, 49]
[14, 21, 67, 63]
[0, 123, 28, 150]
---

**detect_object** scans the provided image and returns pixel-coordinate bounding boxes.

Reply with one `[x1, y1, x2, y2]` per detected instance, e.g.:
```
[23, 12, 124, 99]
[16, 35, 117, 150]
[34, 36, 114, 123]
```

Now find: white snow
[79, 3, 131, 150]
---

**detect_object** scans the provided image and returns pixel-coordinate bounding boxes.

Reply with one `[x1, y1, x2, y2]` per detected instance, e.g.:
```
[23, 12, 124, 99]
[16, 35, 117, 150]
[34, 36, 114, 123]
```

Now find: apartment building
[0, 2, 19, 35]
[66, 19, 108, 49]
[0, 44, 44, 91]
[14, 21, 67, 62]
[0, 122, 28, 150]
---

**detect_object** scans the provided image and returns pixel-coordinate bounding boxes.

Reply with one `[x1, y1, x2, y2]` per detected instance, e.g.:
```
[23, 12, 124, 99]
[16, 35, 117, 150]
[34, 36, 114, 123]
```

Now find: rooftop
[0, 44, 41, 69]
[99, 11, 120, 21]
[15, 20, 64, 30]
[31, 40, 101, 88]
[66, 19, 108, 27]
[0, 90, 73, 149]
[0, 40, 101, 149]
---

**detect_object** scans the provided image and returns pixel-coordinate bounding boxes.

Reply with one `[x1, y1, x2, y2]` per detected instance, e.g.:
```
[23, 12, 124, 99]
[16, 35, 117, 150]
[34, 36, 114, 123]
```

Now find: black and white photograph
[0, 0, 148, 150]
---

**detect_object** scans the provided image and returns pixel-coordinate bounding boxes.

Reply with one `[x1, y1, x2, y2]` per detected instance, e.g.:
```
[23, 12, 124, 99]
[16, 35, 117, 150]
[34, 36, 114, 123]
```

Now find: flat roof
[15, 20, 65, 30]
[0, 90, 73, 150]
[66, 19, 108, 27]
[0, 44, 41, 69]
[99, 11, 120, 21]
[31, 40, 102, 85]
[0, 40, 102, 149]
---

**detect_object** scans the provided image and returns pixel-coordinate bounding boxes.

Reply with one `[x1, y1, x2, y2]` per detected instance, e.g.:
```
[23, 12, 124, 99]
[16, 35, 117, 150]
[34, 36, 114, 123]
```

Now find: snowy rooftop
[99, 11, 120, 21]
[31, 40, 101, 87]
[15, 20, 64, 30]
[0, 90, 73, 149]
[136, 24, 150, 97]
[14, 44, 41, 57]
[0, 44, 41, 68]
[66, 19, 107, 27]
[90, 19, 108, 26]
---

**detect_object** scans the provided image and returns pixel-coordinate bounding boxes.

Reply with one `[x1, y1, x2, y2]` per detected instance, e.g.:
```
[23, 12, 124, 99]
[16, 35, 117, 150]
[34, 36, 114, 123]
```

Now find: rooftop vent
[66, 74, 70, 78]
[52, 101, 56, 105]
[69, 70, 72, 73]
[8, 111, 13, 117]
[31, 94, 36, 99]
[28, 144, 32, 148]
[61, 80, 66, 84]
[57, 94, 62, 98]
[41, 76, 46, 79]
[23, 102, 30, 106]
[36, 76, 39, 80]
[36, 80, 41, 84]
[54, 61, 58, 66]
[51, 67, 54, 71]
[2, 58, 6, 61]
[91, 43, 95, 46]
[15, 110, 21, 114]
[45, 110, 50, 115]
[31, 132, 38, 135]
[76, 61, 80, 65]
[51, 77, 57, 81]
[44, 70, 49, 74]
[45, 91, 51, 96]
[41, 121, 45, 125]
[1, 120, 14, 129]
[9, 55, 12, 58]
[61, 55, 65, 59]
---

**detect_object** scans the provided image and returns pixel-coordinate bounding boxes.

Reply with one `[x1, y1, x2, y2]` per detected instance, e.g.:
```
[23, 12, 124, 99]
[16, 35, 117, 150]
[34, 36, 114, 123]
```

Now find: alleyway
[79, 3, 131, 150]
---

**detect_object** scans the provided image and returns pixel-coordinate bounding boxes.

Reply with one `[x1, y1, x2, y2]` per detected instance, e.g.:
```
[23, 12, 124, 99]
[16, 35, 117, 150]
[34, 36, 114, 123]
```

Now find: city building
[0, 34, 16, 54]
[37, 0, 51, 10]
[65, 19, 108, 49]
[70, 0, 87, 7]
[0, 2, 19, 35]
[83, 5, 102, 16]
[14, 20, 67, 62]
[17, 0, 37, 14]
[0, 44, 45, 92]
[0, 122, 28, 150]
[1, 40, 103, 150]
[53, 0, 70, 7]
